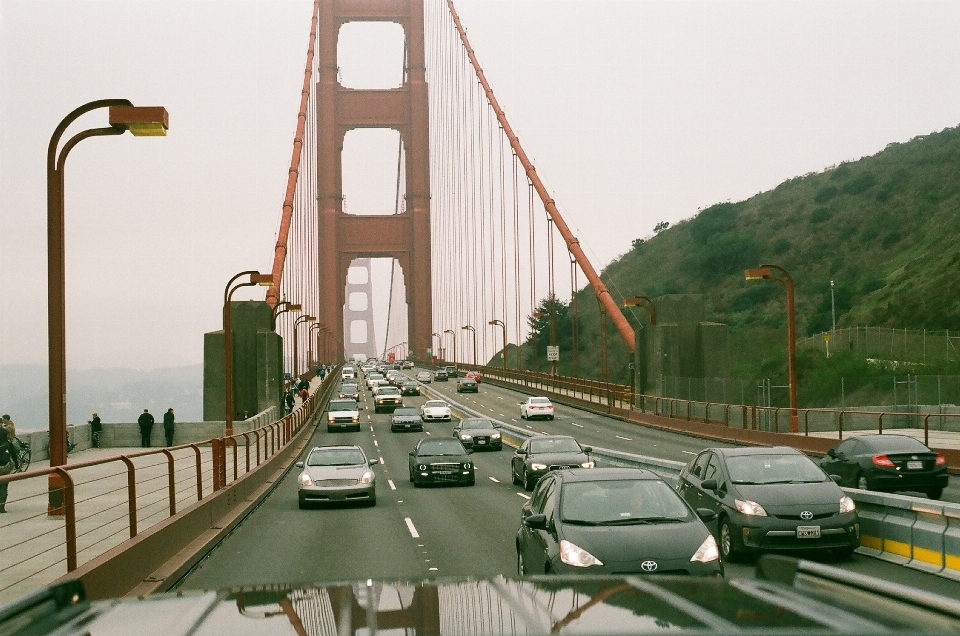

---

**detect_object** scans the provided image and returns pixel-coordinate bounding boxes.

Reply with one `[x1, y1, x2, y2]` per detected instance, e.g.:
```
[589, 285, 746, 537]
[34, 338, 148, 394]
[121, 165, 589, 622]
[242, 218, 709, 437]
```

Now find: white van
[341, 366, 356, 380]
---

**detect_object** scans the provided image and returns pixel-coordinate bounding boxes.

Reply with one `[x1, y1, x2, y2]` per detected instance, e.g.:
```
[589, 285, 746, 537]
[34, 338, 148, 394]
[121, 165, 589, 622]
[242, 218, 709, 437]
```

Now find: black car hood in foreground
[734, 481, 845, 509]
[9, 557, 960, 636]
[528, 451, 589, 466]
[559, 516, 710, 567]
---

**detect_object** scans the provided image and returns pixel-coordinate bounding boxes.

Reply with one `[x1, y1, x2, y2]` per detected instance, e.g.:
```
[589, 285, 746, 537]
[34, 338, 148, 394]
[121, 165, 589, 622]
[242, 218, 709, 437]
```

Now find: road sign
[546, 346, 560, 361]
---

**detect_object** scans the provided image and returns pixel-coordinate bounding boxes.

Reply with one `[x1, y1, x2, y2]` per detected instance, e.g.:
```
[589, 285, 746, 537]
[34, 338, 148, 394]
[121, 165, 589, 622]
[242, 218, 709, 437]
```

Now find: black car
[391, 406, 424, 432]
[408, 438, 475, 486]
[517, 468, 722, 577]
[434, 369, 448, 381]
[338, 383, 360, 400]
[677, 446, 860, 561]
[456, 378, 478, 393]
[453, 417, 502, 450]
[820, 434, 949, 499]
[511, 435, 593, 491]
[400, 380, 421, 396]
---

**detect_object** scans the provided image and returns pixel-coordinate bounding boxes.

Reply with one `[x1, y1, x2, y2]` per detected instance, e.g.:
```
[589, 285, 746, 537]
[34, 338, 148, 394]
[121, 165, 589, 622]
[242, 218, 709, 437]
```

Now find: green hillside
[521, 124, 960, 388]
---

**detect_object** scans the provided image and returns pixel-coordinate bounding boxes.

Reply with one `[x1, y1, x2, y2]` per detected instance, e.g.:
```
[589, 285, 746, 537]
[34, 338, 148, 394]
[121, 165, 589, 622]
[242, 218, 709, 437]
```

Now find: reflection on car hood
[560, 517, 707, 563]
[735, 481, 845, 509]
[305, 464, 367, 481]
[14, 558, 960, 635]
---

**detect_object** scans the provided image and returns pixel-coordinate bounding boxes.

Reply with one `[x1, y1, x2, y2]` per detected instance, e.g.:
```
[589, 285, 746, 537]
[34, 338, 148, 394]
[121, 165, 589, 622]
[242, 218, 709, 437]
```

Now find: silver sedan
[296, 445, 378, 508]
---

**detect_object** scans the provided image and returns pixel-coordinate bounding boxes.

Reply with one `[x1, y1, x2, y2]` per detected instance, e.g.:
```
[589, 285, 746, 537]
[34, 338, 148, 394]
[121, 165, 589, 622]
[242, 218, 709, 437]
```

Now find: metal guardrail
[0, 384, 327, 604]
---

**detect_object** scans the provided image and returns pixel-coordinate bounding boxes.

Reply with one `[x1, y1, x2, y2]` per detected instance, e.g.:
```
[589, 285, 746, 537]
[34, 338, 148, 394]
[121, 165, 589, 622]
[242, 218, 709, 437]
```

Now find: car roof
[309, 444, 362, 452]
[553, 467, 661, 483]
[530, 434, 575, 442]
[708, 446, 803, 457]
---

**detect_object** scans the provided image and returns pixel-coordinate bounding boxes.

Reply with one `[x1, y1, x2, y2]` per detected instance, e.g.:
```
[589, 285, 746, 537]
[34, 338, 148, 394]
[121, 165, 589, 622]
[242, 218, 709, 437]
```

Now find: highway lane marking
[405, 517, 420, 538]
[388, 479, 396, 490]
[571, 423, 583, 428]
[681, 450, 697, 455]
[489, 476, 500, 483]
[615, 435, 633, 441]
[517, 493, 531, 500]
[373, 440, 379, 447]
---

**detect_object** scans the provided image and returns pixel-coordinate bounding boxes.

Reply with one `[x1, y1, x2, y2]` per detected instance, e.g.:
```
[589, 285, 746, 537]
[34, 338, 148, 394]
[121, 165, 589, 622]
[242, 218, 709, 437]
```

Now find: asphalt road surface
[174, 367, 960, 600]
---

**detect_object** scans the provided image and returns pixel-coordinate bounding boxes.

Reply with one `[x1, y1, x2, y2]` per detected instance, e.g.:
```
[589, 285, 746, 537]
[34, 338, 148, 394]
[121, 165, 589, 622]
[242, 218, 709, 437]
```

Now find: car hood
[527, 452, 588, 465]
[460, 428, 498, 436]
[559, 518, 709, 563]
[415, 454, 469, 464]
[734, 481, 845, 509]
[304, 464, 368, 481]
[329, 408, 358, 415]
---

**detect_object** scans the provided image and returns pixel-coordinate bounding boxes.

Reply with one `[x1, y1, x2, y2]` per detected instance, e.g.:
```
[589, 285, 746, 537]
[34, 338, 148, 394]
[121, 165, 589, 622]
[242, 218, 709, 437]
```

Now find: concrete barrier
[910, 500, 947, 575]
[850, 489, 887, 557]
[878, 495, 917, 564]
[943, 505, 960, 581]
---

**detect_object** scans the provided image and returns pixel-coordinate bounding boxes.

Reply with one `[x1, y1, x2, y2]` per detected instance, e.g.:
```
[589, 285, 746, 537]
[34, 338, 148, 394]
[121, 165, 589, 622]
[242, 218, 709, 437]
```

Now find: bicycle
[15, 439, 31, 472]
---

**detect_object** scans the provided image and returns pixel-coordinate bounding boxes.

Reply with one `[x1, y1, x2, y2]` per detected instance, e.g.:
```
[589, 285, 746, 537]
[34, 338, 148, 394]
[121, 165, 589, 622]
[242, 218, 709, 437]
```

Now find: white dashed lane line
[517, 493, 531, 500]
[615, 435, 632, 441]
[405, 517, 420, 538]
[571, 423, 584, 428]
[682, 450, 697, 455]
[388, 479, 396, 490]
[489, 476, 500, 483]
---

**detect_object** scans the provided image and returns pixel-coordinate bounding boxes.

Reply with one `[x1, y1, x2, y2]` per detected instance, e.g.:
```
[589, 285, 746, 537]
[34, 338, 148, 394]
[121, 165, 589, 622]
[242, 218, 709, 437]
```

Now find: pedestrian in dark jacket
[0, 427, 21, 513]
[138, 409, 154, 448]
[163, 408, 175, 447]
[284, 392, 295, 414]
[89, 413, 102, 448]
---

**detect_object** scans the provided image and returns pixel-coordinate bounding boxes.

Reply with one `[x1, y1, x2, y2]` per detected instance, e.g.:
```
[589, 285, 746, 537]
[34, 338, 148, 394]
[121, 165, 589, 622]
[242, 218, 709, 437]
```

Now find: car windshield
[307, 449, 366, 467]
[461, 419, 493, 429]
[560, 479, 691, 525]
[394, 407, 419, 417]
[378, 387, 400, 395]
[418, 440, 465, 456]
[424, 401, 448, 409]
[328, 400, 357, 411]
[530, 398, 552, 405]
[529, 438, 580, 454]
[726, 453, 828, 485]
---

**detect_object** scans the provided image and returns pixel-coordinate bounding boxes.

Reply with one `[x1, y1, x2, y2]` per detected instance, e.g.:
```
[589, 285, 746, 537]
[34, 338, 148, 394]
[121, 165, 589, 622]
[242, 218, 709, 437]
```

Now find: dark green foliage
[841, 171, 877, 195]
[813, 185, 839, 204]
[731, 284, 777, 312]
[688, 202, 740, 242]
[810, 207, 833, 224]
[688, 232, 762, 280]
[829, 164, 852, 181]
[771, 237, 791, 255]
[881, 231, 902, 249]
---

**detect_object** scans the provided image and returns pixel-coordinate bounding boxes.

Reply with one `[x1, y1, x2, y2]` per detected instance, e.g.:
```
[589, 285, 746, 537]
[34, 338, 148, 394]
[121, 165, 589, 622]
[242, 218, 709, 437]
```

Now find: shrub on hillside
[814, 185, 839, 204]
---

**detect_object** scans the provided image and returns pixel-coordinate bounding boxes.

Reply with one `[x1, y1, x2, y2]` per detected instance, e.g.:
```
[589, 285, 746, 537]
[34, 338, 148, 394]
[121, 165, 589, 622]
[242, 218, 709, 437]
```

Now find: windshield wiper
[560, 518, 602, 526]
[759, 479, 825, 485]
[596, 517, 684, 526]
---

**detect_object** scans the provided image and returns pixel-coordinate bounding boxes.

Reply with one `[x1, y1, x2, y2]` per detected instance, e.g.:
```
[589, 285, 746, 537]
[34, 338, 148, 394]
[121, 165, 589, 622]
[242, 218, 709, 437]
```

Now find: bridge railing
[0, 389, 325, 604]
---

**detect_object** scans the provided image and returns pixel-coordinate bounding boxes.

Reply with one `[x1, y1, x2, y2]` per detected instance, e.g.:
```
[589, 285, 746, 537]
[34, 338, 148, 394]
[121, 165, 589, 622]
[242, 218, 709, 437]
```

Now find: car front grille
[331, 416, 355, 423]
[429, 463, 462, 482]
[549, 464, 580, 471]
[314, 479, 358, 487]
[774, 512, 837, 521]
[473, 436, 490, 445]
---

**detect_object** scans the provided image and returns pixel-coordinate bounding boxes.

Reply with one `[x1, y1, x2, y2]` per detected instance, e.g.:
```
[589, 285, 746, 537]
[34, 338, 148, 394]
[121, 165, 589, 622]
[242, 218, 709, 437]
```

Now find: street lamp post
[488, 320, 507, 370]
[292, 315, 316, 381]
[308, 323, 322, 369]
[443, 329, 457, 366]
[46, 99, 168, 514]
[461, 325, 477, 366]
[432, 332, 442, 362]
[271, 301, 301, 331]
[224, 271, 273, 436]
[745, 265, 799, 433]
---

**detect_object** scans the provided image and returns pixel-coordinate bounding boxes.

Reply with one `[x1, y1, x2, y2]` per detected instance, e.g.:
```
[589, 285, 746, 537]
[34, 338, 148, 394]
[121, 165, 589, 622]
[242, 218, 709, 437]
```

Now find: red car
[464, 370, 482, 384]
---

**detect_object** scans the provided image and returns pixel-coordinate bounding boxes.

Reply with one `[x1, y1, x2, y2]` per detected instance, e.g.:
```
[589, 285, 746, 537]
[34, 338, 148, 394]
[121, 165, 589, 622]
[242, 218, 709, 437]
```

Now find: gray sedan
[296, 445, 378, 508]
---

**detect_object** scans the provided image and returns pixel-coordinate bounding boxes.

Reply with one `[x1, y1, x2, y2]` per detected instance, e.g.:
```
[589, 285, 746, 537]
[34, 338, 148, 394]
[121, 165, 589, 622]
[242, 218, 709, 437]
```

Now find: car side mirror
[369, 459, 379, 466]
[830, 474, 842, 483]
[701, 479, 718, 491]
[295, 461, 304, 468]
[409, 451, 416, 457]
[524, 514, 548, 531]
[695, 508, 717, 522]
[582, 446, 593, 454]
[826, 449, 837, 458]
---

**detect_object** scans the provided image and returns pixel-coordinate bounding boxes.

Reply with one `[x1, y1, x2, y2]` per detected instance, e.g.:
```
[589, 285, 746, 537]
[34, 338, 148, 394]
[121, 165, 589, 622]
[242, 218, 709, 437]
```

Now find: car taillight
[935, 454, 947, 466]
[872, 454, 895, 467]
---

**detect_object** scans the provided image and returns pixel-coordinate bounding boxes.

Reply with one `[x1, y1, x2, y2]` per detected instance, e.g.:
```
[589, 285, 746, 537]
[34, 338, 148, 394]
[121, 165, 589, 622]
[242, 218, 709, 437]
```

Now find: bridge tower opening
[316, 0, 432, 363]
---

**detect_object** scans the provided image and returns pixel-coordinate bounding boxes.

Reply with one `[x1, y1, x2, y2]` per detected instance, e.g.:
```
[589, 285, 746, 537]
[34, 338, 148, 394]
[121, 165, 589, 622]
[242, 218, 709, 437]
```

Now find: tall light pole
[830, 279, 836, 335]
[308, 323, 322, 369]
[432, 332, 442, 362]
[745, 265, 798, 433]
[462, 325, 477, 366]
[46, 100, 168, 513]
[292, 315, 316, 380]
[224, 271, 274, 436]
[271, 300, 301, 330]
[488, 320, 507, 370]
[443, 329, 457, 366]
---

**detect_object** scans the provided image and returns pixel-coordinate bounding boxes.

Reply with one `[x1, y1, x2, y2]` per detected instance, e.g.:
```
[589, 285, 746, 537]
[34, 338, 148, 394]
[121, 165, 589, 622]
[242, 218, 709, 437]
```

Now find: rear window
[863, 435, 932, 453]
[394, 407, 419, 416]
[530, 398, 552, 405]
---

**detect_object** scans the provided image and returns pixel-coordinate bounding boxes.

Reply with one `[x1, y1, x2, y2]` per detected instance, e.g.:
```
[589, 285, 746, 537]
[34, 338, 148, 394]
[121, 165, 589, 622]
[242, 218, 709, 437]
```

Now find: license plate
[907, 461, 923, 470]
[476, 439, 486, 444]
[404, 424, 411, 428]
[797, 526, 821, 539]
[435, 470, 451, 475]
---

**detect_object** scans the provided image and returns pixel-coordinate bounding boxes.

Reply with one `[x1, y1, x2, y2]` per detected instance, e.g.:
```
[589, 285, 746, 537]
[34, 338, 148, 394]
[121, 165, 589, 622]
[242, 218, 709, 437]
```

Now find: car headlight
[839, 495, 856, 514]
[359, 471, 374, 485]
[580, 461, 595, 468]
[418, 464, 427, 471]
[735, 499, 767, 516]
[460, 434, 472, 440]
[299, 473, 313, 487]
[463, 462, 472, 469]
[530, 463, 547, 471]
[328, 416, 335, 423]
[491, 432, 501, 439]
[690, 534, 720, 563]
[352, 416, 359, 423]
[559, 540, 603, 567]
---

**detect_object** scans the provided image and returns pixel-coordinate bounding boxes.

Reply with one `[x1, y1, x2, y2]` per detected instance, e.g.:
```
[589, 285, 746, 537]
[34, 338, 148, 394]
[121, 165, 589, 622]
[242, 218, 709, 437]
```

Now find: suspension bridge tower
[316, 0, 433, 362]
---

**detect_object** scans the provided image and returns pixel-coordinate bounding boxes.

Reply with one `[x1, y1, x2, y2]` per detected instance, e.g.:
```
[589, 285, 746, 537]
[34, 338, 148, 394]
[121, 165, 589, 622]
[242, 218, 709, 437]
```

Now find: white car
[520, 396, 555, 420]
[420, 400, 452, 422]
[366, 373, 384, 390]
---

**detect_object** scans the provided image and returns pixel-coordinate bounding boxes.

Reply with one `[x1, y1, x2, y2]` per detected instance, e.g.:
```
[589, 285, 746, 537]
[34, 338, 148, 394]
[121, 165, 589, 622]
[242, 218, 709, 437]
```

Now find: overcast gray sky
[2, 0, 960, 372]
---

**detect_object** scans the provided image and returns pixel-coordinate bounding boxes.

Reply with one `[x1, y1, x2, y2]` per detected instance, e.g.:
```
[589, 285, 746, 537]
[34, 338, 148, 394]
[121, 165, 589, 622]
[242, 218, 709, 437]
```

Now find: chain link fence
[798, 326, 960, 364]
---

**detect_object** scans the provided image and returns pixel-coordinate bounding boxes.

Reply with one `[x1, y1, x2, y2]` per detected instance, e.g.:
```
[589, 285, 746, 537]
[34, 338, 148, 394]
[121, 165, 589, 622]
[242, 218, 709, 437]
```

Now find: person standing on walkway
[1, 415, 17, 454]
[138, 408, 154, 448]
[89, 413, 102, 448]
[284, 391, 295, 414]
[0, 427, 20, 513]
[163, 408, 175, 446]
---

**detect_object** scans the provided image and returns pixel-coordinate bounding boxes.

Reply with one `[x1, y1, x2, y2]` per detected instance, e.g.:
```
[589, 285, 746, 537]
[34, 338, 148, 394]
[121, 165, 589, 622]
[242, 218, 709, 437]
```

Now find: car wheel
[512, 465, 521, 485]
[517, 548, 526, 576]
[369, 496, 377, 507]
[927, 487, 943, 500]
[856, 473, 869, 491]
[719, 517, 744, 562]
[520, 412, 525, 420]
[327, 426, 334, 433]
[833, 546, 856, 559]
[298, 499, 306, 510]
[524, 469, 536, 492]
[548, 415, 554, 420]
